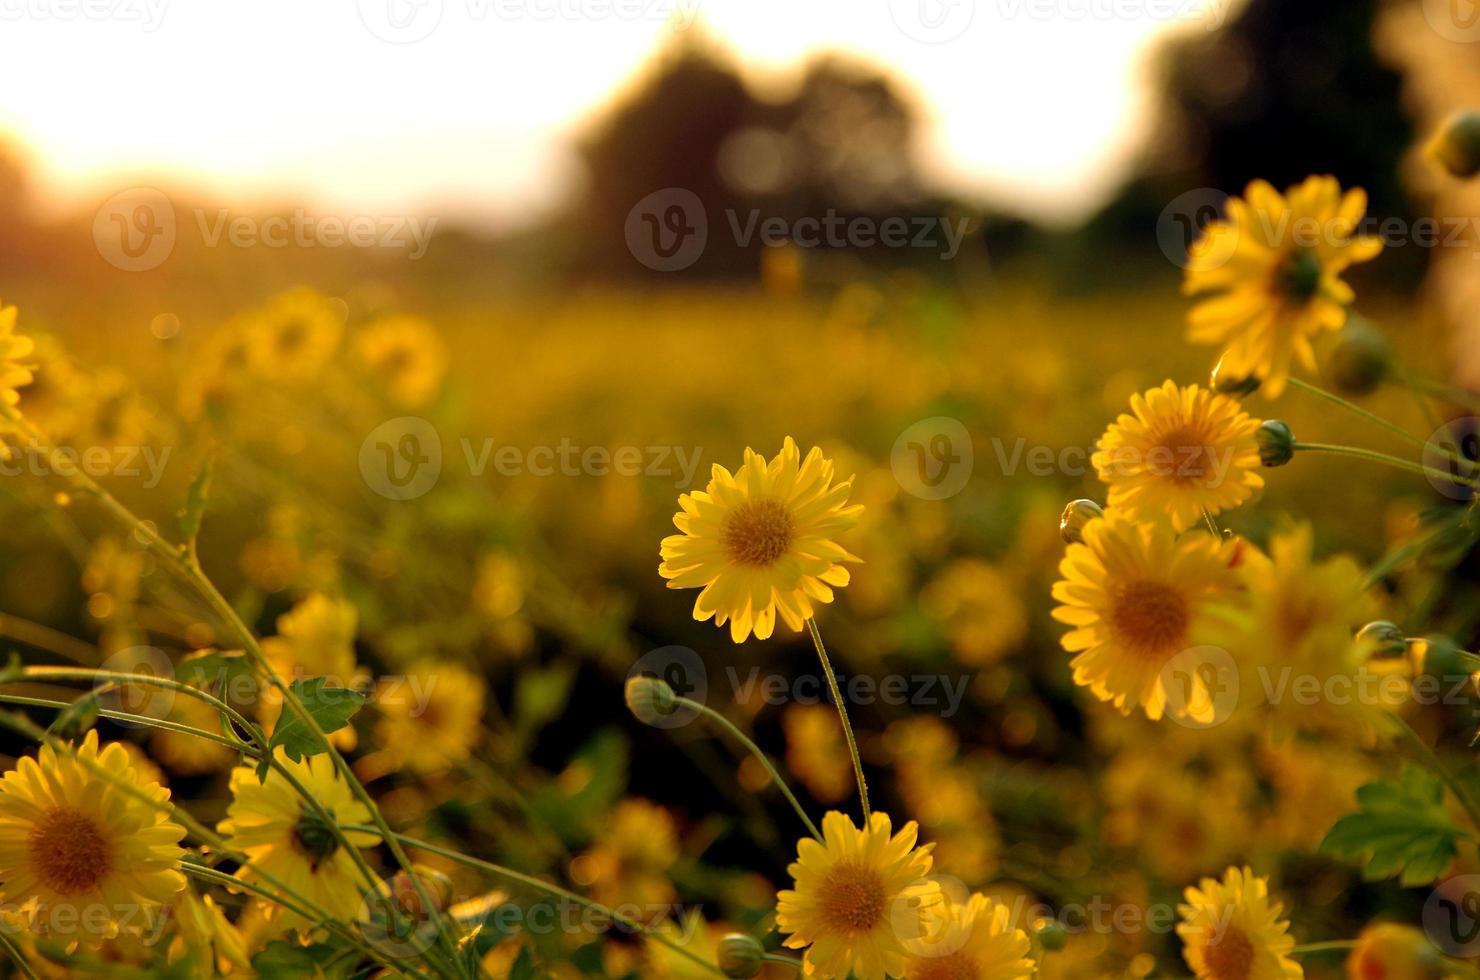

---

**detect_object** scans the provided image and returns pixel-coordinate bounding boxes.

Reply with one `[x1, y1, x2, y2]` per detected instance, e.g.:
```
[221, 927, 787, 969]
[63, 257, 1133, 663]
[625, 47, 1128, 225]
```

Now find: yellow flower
[1177, 866, 1302, 980]
[218, 750, 376, 930]
[372, 660, 485, 775]
[1345, 923, 1445, 980]
[260, 593, 364, 750]
[919, 559, 1028, 666]
[903, 893, 1034, 980]
[0, 732, 186, 941]
[245, 288, 345, 380]
[659, 437, 863, 643]
[355, 315, 448, 407]
[1092, 381, 1264, 533]
[1051, 511, 1241, 721]
[784, 704, 854, 804]
[172, 885, 252, 974]
[645, 908, 721, 980]
[569, 798, 678, 910]
[776, 810, 938, 980]
[0, 301, 35, 410]
[1184, 176, 1382, 397]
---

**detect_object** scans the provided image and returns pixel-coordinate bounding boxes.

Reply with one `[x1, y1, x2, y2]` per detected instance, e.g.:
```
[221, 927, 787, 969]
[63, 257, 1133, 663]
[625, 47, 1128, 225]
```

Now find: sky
[0, 0, 1235, 230]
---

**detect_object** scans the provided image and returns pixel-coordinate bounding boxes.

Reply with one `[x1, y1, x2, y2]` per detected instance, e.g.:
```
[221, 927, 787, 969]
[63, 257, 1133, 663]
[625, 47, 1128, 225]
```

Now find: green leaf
[1321, 767, 1468, 886]
[177, 648, 255, 695]
[508, 945, 539, 980]
[514, 662, 576, 734]
[268, 678, 366, 763]
[177, 456, 213, 547]
[251, 940, 358, 978]
[48, 692, 100, 740]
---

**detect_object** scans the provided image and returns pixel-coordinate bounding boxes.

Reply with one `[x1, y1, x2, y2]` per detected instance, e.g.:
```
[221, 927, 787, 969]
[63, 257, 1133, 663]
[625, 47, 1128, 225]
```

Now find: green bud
[1428, 111, 1480, 179]
[717, 934, 765, 978]
[1256, 420, 1295, 467]
[1035, 919, 1069, 952]
[1356, 620, 1408, 661]
[1210, 357, 1261, 397]
[1059, 499, 1104, 545]
[1327, 317, 1390, 395]
[1416, 634, 1473, 683]
[624, 674, 678, 726]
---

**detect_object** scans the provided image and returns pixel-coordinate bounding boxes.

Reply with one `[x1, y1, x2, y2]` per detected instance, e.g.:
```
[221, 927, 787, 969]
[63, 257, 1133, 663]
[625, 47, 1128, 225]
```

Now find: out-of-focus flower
[1256, 739, 1374, 848]
[218, 750, 376, 930]
[1092, 381, 1263, 533]
[646, 908, 722, 979]
[171, 886, 252, 974]
[245, 288, 345, 381]
[1103, 752, 1251, 885]
[260, 593, 364, 749]
[660, 437, 863, 643]
[1184, 175, 1381, 397]
[1177, 866, 1301, 980]
[1051, 512, 1241, 721]
[150, 690, 239, 775]
[783, 704, 854, 804]
[179, 321, 251, 421]
[1345, 922, 1446, 979]
[883, 718, 998, 883]
[355, 315, 447, 407]
[0, 300, 35, 412]
[0, 732, 186, 942]
[920, 558, 1028, 665]
[82, 536, 144, 623]
[902, 893, 1034, 979]
[776, 811, 938, 980]
[372, 660, 485, 775]
[570, 798, 679, 909]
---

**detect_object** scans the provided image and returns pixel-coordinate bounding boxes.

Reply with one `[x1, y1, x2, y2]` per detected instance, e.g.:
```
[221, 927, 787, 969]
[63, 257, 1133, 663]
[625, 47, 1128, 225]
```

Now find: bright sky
[0, 0, 1234, 229]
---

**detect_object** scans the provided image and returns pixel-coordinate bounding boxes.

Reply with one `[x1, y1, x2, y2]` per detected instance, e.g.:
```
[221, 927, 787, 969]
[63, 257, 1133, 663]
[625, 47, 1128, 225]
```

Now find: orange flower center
[721, 498, 794, 567]
[818, 860, 888, 935]
[28, 805, 112, 895]
[1202, 924, 1255, 980]
[1152, 424, 1218, 486]
[1109, 580, 1189, 655]
[911, 952, 980, 980]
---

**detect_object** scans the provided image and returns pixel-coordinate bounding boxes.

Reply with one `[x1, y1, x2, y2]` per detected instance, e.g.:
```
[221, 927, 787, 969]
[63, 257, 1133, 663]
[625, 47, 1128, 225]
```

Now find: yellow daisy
[355, 314, 448, 407]
[1093, 381, 1264, 533]
[0, 732, 186, 941]
[0, 300, 35, 410]
[245, 288, 345, 381]
[218, 750, 376, 929]
[372, 660, 486, 776]
[659, 437, 863, 643]
[1184, 176, 1382, 397]
[569, 798, 679, 910]
[1051, 511, 1241, 721]
[1177, 866, 1302, 980]
[903, 893, 1035, 980]
[776, 810, 939, 980]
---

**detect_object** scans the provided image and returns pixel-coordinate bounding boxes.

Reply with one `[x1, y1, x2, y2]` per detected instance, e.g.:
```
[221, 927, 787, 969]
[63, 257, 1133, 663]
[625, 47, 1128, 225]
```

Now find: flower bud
[389, 866, 454, 917]
[1059, 499, 1104, 545]
[1034, 919, 1068, 952]
[1327, 316, 1390, 395]
[1428, 111, 1480, 180]
[1210, 357, 1261, 397]
[1415, 634, 1473, 683]
[624, 674, 679, 726]
[717, 934, 765, 978]
[1347, 923, 1446, 979]
[1255, 420, 1295, 467]
[1356, 620, 1408, 660]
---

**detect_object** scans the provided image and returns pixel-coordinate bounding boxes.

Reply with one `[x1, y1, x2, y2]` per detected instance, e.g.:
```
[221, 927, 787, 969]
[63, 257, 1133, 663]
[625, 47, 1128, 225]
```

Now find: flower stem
[1290, 442, 1477, 490]
[0, 930, 38, 980]
[805, 617, 870, 822]
[1287, 377, 1476, 470]
[676, 696, 822, 841]
[1200, 507, 1221, 537]
[1290, 940, 1356, 956]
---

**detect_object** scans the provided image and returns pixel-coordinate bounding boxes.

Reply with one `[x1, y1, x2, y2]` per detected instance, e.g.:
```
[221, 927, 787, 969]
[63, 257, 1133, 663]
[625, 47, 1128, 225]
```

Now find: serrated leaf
[1321, 767, 1467, 886]
[268, 678, 366, 763]
[177, 648, 256, 698]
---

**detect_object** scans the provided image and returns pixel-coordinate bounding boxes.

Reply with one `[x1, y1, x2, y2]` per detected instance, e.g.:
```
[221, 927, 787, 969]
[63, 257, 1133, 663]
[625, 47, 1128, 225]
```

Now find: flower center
[1109, 580, 1189, 655]
[911, 953, 980, 980]
[1202, 924, 1255, 980]
[1152, 424, 1217, 487]
[721, 498, 794, 567]
[28, 805, 112, 895]
[1280, 249, 1323, 302]
[291, 806, 342, 870]
[818, 860, 888, 935]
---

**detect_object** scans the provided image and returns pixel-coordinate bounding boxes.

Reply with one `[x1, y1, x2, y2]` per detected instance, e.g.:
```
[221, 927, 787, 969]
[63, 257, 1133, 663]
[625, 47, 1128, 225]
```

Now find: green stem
[1290, 442, 1478, 490]
[675, 696, 822, 841]
[1392, 715, 1480, 837]
[763, 952, 804, 971]
[0, 692, 247, 751]
[1287, 378, 1430, 449]
[805, 618, 870, 822]
[338, 825, 727, 978]
[0, 929, 38, 980]
[1290, 940, 1356, 956]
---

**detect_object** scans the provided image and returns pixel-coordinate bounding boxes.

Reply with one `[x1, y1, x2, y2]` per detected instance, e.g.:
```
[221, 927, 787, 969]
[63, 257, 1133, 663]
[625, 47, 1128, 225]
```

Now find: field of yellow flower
[0, 164, 1478, 980]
